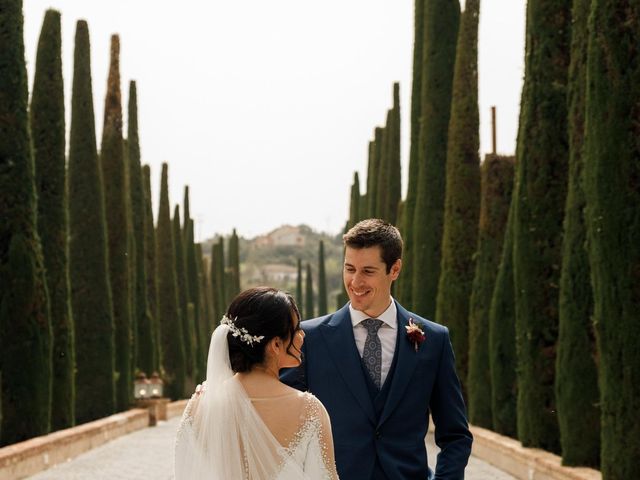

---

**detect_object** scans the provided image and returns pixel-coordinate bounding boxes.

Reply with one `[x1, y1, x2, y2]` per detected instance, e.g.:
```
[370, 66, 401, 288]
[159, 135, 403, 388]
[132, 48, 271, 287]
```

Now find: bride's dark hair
[225, 287, 301, 373]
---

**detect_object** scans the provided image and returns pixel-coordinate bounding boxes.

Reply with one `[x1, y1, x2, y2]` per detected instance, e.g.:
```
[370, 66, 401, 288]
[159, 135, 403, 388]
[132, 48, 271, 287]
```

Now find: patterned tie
[361, 318, 384, 389]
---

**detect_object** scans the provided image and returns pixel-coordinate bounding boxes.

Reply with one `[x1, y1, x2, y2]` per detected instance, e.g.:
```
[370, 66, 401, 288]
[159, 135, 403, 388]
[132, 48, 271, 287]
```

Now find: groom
[282, 219, 472, 479]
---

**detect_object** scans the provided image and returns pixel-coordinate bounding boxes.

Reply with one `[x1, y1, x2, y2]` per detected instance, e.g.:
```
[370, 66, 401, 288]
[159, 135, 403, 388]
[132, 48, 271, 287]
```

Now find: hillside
[201, 225, 345, 314]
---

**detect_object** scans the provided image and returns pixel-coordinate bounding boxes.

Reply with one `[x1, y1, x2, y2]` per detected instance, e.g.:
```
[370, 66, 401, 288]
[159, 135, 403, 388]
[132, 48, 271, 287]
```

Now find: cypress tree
[376, 121, 390, 222]
[215, 238, 227, 312]
[468, 154, 514, 429]
[305, 263, 315, 319]
[348, 172, 360, 230]
[210, 242, 222, 323]
[127, 82, 153, 376]
[584, 0, 640, 476]
[554, 0, 599, 467]
[488, 180, 517, 438]
[196, 242, 212, 369]
[0, 0, 52, 444]
[358, 194, 367, 226]
[173, 206, 195, 388]
[412, 0, 460, 320]
[370, 127, 384, 218]
[364, 140, 374, 218]
[512, 0, 570, 453]
[228, 229, 241, 299]
[30, 9, 74, 431]
[434, 0, 481, 396]
[156, 163, 186, 399]
[383, 83, 401, 226]
[100, 35, 132, 411]
[185, 216, 203, 378]
[142, 164, 159, 372]
[67, 20, 115, 424]
[123, 139, 136, 382]
[390, 84, 402, 227]
[296, 258, 304, 314]
[399, 0, 425, 311]
[317, 241, 328, 316]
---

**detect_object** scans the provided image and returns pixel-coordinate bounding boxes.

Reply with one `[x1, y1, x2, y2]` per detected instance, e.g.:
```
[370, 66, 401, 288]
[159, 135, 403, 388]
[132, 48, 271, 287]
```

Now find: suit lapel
[319, 305, 376, 425]
[378, 302, 419, 426]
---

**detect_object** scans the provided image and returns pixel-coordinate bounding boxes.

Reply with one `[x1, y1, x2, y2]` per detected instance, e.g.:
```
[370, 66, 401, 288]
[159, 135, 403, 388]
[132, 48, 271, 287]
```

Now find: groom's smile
[343, 245, 401, 318]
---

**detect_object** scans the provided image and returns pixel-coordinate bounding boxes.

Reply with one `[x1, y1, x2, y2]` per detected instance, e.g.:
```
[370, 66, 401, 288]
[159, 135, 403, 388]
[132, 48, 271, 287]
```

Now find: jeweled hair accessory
[220, 314, 265, 346]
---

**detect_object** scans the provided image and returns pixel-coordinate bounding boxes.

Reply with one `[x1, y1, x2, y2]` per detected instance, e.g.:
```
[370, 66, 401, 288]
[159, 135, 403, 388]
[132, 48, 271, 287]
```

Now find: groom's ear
[390, 259, 402, 280]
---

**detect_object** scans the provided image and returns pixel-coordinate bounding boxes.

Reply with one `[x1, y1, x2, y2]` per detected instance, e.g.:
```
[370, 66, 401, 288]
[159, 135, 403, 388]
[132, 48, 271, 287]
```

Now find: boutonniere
[405, 318, 426, 352]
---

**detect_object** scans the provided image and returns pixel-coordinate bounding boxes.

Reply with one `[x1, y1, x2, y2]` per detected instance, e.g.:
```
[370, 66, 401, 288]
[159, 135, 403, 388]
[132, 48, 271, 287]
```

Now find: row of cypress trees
[295, 240, 329, 318]
[343, 0, 638, 476]
[0, 4, 233, 445]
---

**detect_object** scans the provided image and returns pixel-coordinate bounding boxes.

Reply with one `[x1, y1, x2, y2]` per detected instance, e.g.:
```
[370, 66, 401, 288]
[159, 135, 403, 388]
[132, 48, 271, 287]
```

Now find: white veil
[174, 324, 306, 479]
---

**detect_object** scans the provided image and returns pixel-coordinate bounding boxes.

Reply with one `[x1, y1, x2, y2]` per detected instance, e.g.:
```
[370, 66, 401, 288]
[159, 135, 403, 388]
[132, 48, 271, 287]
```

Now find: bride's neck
[240, 363, 280, 381]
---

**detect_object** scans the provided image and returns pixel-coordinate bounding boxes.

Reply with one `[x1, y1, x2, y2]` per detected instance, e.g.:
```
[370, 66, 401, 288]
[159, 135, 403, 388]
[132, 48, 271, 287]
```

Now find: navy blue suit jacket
[281, 301, 472, 479]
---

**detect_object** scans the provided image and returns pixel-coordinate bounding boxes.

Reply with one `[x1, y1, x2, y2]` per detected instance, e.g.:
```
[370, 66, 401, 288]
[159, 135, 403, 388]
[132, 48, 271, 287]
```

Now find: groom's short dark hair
[343, 218, 403, 273]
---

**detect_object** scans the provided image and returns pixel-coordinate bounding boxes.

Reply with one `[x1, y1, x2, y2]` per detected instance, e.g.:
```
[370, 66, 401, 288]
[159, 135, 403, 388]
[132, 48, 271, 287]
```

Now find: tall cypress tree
[30, 9, 74, 431]
[390, 83, 402, 226]
[228, 229, 241, 299]
[196, 242, 212, 370]
[0, 0, 52, 444]
[364, 140, 375, 218]
[191, 225, 207, 377]
[367, 128, 383, 218]
[67, 20, 115, 424]
[317, 241, 328, 316]
[101, 35, 132, 411]
[383, 83, 401, 226]
[215, 238, 227, 312]
[434, 0, 481, 396]
[467, 154, 514, 429]
[156, 164, 185, 399]
[584, 0, 640, 476]
[488, 182, 517, 438]
[305, 263, 315, 319]
[399, 0, 425, 310]
[554, 0, 599, 467]
[412, 0, 460, 320]
[127, 82, 153, 376]
[348, 172, 361, 230]
[296, 258, 304, 315]
[376, 121, 390, 222]
[142, 164, 159, 372]
[512, 0, 570, 453]
[184, 212, 202, 378]
[123, 139, 136, 382]
[210, 242, 222, 323]
[173, 206, 194, 389]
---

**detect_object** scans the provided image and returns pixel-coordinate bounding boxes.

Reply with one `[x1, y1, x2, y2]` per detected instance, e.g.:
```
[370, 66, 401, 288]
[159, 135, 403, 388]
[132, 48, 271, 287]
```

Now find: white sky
[23, 0, 526, 240]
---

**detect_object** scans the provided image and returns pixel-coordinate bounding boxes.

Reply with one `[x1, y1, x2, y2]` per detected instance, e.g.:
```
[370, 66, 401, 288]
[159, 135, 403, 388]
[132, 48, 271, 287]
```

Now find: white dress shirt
[349, 299, 398, 387]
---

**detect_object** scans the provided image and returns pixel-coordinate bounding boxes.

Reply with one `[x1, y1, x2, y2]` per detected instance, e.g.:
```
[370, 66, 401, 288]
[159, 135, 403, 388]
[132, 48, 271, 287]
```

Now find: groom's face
[343, 246, 401, 318]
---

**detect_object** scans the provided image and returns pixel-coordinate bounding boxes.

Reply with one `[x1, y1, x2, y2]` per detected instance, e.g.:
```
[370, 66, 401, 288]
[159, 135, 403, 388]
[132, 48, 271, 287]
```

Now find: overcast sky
[23, 0, 526, 240]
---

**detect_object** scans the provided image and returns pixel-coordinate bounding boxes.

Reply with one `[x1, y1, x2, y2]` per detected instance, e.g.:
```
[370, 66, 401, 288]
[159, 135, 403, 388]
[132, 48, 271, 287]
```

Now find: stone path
[29, 416, 516, 479]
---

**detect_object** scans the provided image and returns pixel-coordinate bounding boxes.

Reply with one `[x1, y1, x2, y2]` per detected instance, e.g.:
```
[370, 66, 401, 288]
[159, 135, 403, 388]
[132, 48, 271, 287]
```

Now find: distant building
[245, 263, 298, 285]
[254, 225, 305, 247]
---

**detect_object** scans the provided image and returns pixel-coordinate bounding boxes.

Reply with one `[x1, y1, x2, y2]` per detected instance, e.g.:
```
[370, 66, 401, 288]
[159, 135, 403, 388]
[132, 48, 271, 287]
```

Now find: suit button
[375, 430, 381, 439]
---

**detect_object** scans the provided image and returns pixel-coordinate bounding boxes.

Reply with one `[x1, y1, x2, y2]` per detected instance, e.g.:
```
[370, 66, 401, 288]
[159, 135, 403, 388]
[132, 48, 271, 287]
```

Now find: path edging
[469, 424, 601, 480]
[0, 400, 187, 480]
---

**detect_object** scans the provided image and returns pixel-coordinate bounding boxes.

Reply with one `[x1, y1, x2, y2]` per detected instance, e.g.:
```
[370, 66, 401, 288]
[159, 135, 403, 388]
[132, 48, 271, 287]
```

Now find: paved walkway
[29, 416, 515, 479]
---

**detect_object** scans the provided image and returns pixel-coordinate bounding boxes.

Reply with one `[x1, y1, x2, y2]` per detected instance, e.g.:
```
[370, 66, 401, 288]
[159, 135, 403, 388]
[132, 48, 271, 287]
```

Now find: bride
[175, 287, 339, 479]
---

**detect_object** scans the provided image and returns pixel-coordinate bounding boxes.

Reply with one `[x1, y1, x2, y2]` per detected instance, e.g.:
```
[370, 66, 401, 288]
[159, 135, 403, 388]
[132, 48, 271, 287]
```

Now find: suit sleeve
[430, 327, 473, 479]
[280, 339, 308, 391]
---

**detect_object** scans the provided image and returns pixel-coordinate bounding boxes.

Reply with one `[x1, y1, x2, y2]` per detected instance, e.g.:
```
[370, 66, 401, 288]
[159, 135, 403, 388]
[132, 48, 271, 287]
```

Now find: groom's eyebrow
[345, 262, 380, 271]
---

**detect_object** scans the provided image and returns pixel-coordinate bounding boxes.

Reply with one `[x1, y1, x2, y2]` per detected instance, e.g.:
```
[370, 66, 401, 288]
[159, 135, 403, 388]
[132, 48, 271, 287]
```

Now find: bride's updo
[225, 287, 301, 373]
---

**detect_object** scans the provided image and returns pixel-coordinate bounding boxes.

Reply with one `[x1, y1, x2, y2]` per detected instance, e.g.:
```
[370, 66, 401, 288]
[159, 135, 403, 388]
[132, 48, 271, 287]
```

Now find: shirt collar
[349, 298, 397, 330]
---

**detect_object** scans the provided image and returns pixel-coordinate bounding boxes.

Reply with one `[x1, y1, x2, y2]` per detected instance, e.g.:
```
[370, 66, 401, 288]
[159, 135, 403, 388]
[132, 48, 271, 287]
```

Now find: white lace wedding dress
[173, 325, 338, 479]
[175, 381, 338, 479]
